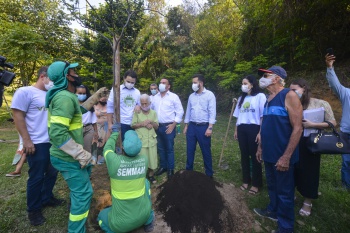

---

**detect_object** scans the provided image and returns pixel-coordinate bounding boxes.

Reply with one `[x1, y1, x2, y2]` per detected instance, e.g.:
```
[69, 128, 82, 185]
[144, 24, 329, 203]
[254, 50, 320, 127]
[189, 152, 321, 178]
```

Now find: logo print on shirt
[37, 106, 48, 111]
[243, 102, 250, 109]
[123, 94, 135, 107]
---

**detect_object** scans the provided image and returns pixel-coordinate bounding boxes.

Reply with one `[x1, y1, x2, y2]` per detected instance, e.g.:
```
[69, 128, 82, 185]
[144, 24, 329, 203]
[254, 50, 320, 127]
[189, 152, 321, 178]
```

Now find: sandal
[299, 202, 312, 217]
[240, 184, 248, 191]
[149, 176, 157, 184]
[248, 188, 259, 195]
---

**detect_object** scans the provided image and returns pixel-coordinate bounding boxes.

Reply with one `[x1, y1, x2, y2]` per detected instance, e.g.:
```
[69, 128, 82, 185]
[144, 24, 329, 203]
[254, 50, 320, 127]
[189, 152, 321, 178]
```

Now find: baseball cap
[123, 130, 142, 157]
[258, 66, 287, 79]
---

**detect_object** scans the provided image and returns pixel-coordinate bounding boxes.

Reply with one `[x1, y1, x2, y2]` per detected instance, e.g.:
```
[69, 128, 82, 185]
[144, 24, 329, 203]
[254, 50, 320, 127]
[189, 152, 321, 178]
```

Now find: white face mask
[192, 83, 199, 92]
[44, 81, 54, 91]
[259, 77, 273, 89]
[295, 90, 302, 98]
[125, 82, 134, 89]
[241, 84, 250, 93]
[159, 83, 166, 93]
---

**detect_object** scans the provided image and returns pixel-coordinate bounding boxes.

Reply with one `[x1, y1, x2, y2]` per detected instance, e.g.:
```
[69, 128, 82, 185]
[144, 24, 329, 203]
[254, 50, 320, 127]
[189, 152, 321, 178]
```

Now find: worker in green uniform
[45, 61, 108, 233]
[97, 126, 154, 233]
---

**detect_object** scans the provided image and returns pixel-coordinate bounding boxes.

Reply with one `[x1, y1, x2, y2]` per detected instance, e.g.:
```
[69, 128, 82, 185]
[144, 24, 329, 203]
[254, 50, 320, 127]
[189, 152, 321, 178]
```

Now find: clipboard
[303, 107, 325, 137]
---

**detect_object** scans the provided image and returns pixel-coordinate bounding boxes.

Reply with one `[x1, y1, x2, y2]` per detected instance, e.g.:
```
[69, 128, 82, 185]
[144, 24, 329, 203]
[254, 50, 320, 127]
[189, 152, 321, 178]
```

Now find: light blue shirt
[184, 88, 216, 124]
[326, 67, 350, 133]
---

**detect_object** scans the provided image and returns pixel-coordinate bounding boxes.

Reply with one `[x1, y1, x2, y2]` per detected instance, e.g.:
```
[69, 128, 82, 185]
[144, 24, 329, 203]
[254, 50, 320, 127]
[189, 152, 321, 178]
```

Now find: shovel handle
[218, 98, 237, 167]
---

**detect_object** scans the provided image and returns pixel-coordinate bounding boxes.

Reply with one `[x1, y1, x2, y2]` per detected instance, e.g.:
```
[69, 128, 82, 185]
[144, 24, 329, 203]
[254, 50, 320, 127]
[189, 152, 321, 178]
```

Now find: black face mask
[69, 75, 82, 87]
[99, 101, 107, 106]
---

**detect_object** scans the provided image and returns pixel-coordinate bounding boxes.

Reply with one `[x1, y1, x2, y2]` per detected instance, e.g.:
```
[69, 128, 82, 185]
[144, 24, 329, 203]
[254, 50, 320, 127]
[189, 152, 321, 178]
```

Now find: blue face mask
[150, 89, 157, 96]
[76, 94, 87, 102]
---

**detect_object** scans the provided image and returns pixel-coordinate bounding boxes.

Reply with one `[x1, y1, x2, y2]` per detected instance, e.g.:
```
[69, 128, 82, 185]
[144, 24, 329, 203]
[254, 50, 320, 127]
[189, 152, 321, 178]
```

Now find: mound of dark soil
[156, 170, 232, 233]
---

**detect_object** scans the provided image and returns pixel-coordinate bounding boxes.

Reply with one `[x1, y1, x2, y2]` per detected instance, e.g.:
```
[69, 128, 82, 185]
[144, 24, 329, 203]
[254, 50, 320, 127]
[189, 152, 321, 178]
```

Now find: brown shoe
[6, 171, 21, 177]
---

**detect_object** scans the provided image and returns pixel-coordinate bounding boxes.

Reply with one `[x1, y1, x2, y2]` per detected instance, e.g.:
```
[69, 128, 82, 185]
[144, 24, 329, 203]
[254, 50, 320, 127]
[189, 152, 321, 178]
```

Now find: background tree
[0, 0, 74, 86]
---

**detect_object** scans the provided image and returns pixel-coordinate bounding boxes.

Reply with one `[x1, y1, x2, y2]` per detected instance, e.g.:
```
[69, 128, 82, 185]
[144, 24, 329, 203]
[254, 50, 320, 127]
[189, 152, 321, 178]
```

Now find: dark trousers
[156, 124, 176, 170]
[341, 133, 350, 189]
[186, 123, 213, 176]
[265, 162, 295, 233]
[237, 124, 262, 187]
[27, 143, 58, 212]
[121, 124, 133, 142]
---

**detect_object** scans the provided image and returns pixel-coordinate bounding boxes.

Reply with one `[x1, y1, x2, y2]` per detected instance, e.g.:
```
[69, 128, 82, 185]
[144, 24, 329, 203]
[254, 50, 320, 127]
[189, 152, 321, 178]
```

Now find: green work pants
[51, 156, 93, 233]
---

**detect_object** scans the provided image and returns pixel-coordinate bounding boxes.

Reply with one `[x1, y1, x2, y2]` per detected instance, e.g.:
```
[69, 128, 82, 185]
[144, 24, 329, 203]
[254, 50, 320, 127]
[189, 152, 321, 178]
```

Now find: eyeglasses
[263, 73, 276, 78]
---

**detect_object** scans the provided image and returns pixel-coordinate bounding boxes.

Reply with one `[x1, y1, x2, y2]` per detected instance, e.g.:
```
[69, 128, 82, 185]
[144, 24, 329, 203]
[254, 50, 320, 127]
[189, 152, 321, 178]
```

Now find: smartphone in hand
[326, 48, 334, 56]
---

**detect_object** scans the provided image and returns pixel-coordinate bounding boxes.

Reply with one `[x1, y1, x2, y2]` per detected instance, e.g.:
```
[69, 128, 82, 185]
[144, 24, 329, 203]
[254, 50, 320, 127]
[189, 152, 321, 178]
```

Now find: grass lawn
[1, 91, 349, 232]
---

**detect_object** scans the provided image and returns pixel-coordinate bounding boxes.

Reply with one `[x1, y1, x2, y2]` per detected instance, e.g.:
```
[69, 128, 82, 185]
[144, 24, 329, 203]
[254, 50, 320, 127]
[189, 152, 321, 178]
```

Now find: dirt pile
[156, 170, 234, 233]
[88, 165, 255, 233]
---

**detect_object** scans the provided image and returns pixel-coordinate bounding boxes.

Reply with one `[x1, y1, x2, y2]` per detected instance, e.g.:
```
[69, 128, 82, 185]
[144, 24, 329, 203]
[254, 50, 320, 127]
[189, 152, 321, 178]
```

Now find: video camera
[0, 56, 16, 107]
[0, 56, 16, 86]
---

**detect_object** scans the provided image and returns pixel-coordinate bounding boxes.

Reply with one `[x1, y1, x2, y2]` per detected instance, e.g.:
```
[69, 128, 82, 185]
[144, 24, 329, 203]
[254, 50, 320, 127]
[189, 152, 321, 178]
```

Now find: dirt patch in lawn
[88, 165, 255, 233]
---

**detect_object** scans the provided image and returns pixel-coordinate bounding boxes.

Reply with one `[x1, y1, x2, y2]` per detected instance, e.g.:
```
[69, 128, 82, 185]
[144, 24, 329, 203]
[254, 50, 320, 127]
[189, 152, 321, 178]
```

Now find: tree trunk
[112, 36, 122, 149]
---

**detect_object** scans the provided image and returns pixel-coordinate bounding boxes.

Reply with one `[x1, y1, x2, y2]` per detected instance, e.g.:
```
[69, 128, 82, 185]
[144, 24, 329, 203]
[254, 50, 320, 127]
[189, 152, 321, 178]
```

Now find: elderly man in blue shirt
[183, 74, 216, 178]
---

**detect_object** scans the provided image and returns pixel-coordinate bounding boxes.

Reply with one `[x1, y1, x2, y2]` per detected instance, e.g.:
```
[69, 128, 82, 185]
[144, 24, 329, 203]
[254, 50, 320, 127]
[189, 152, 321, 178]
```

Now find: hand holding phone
[326, 48, 334, 56]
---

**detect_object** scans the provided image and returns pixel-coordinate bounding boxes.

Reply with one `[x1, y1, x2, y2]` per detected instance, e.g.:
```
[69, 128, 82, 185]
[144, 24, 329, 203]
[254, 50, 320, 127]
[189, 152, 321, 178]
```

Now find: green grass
[1, 91, 349, 232]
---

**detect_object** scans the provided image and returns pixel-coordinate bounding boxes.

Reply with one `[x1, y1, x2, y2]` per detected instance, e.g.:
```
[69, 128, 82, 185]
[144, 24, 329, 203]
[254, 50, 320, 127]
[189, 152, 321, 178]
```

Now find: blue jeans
[186, 123, 213, 176]
[121, 124, 133, 142]
[156, 124, 176, 170]
[265, 162, 294, 233]
[341, 134, 350, 189]
[26, 143, 58, 212]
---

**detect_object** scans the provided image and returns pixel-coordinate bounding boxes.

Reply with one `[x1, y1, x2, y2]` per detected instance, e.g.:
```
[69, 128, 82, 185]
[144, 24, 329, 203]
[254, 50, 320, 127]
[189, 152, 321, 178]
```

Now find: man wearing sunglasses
[253, 66, 303, 233]
[45, 61, 108, 233]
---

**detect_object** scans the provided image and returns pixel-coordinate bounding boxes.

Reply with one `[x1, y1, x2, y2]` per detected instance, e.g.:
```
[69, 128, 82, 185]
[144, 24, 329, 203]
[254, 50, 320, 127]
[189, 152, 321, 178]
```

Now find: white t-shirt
[11, 86, 49, 144]
[233, 93, 266, 126]
[82, 111, 97, 125]
[107, 85, 140, 125]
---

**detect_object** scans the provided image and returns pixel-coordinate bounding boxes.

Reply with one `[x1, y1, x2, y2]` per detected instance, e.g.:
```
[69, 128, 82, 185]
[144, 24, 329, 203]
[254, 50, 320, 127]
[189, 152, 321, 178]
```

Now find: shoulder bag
[307, 121, 350, 154]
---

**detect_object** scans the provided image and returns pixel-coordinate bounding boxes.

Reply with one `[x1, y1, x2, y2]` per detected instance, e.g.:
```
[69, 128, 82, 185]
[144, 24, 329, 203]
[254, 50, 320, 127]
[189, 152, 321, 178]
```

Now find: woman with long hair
[233, 75, 266, 194]
[290, 79, 336, 216]
[76, 85, 98, 159]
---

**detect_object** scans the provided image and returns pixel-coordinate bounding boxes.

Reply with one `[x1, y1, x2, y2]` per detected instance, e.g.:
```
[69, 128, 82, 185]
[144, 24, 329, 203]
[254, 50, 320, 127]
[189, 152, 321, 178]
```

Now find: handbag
[307, 121, 350, 154]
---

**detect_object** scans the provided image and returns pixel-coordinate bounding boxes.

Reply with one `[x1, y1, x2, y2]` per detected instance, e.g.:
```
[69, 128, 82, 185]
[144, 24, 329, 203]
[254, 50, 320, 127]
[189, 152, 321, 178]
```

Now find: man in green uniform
[45, 61, 107, 233]
[97, 126, 154, 233]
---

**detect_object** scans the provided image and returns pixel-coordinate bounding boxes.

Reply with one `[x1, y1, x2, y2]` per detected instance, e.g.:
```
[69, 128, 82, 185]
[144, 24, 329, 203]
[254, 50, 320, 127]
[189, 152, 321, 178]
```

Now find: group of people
[8, 59, 217, 232]
[233, 55, 347, 233]
[8, 53, 348, 233]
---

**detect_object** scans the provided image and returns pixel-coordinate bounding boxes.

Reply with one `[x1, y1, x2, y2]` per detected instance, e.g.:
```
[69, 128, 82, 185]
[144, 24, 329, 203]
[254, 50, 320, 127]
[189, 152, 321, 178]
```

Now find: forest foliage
[1, 0, 349, 106]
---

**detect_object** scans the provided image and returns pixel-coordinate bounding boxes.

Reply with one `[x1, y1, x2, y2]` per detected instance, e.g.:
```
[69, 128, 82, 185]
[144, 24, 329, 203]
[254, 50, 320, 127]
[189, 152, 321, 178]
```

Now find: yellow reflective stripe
[48, 112, 51, 127]
[111, 177, 145, 200]
[69, 122, 83, 131]
[51, 116, 70, 126]
[70, 114, 83, 130]
[99, 220, 102, 226]
[69, 210, 89, 222]
[104, 150, 113, 157]
[50, 115, 82, 131]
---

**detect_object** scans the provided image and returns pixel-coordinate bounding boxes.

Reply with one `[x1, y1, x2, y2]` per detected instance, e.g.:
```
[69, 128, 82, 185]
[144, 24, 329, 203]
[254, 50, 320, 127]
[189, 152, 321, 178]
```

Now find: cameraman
[0, 83, 3, 107]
